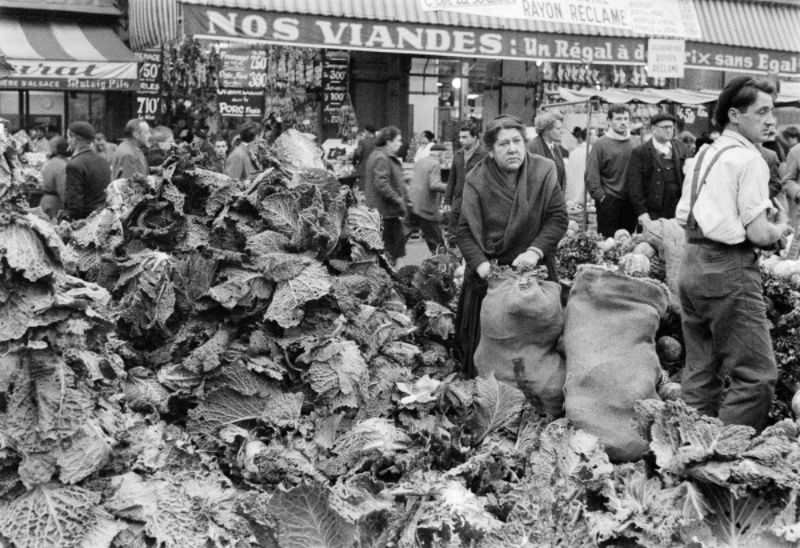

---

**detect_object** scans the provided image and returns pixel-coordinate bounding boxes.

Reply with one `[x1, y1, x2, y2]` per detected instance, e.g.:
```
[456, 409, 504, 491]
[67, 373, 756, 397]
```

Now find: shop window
[28, 91, 64, 135]
[68, 92, 91, 129]
[104, 92, 135, 143]
[89, 93, 106, 136]
[0, 91, 21, 132]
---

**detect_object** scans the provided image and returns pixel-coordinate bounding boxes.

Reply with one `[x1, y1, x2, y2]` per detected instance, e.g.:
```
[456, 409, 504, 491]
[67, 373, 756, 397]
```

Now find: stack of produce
[3, 125, 800, 546]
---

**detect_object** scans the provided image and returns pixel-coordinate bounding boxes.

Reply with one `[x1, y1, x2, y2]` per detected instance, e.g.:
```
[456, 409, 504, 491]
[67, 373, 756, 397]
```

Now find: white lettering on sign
[647, 38, 685, 78]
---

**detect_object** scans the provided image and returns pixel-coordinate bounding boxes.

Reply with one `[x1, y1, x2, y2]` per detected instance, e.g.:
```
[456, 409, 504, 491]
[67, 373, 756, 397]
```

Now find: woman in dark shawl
[455, 114, 568, 377]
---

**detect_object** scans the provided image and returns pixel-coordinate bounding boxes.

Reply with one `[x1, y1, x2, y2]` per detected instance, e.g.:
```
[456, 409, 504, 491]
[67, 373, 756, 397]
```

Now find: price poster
[135, 49, 163, 122]
[219, 49, 268, 89]
[218, 88, 264, 119]
[322, 51, 350, 126]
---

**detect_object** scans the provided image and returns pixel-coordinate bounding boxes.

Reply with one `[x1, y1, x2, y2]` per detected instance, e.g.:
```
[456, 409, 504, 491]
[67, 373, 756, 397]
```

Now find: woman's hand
[512, 249, 541, 270]
[476, 261, 491, 279]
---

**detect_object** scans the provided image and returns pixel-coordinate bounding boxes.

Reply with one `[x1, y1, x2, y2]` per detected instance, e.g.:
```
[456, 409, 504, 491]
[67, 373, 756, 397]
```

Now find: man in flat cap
[64, 121, 111, 220]
[675, 77, 792, 430]
[627, 112, 688, 226]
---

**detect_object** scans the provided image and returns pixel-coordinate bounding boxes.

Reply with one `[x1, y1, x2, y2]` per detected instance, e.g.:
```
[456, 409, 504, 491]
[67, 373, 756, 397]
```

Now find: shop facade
[0, 2, 138, 139]
[168, 0, 800, 150]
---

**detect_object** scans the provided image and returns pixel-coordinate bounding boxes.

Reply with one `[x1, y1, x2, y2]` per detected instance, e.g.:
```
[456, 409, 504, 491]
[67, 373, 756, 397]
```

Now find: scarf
[606, 128, 630, 141]
[462, 154, 541, 258]
[652, 138, 672, 157]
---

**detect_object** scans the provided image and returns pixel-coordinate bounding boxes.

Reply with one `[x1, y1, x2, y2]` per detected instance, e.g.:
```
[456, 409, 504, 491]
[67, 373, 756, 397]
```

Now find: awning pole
[582, 97, 592, 231]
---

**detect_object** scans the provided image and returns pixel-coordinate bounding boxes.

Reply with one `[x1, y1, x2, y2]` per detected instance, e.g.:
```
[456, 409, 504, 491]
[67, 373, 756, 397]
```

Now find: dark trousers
[382, 217, 406, 262]
[597, 194, 637, 237]
[408, 212, 445, 254]
[678, 242, 776, 430]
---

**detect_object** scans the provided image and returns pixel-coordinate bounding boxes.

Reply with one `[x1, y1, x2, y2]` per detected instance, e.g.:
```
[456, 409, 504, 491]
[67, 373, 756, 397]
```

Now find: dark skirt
[382, 217, 406, 262]
[454, 270, 488, 378]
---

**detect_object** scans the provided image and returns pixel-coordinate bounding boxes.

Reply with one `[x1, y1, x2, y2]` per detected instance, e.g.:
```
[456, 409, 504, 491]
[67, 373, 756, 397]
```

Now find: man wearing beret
[675, 77, 793, 430]
[64, 121, 111, 220]
[627, 112, 688, 227]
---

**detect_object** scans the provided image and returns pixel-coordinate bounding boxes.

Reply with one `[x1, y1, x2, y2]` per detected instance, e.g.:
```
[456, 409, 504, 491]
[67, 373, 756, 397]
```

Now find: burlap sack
[474, 271, 566, 416]
[643, 218, 686, 303]
[563, 265, 669, 461]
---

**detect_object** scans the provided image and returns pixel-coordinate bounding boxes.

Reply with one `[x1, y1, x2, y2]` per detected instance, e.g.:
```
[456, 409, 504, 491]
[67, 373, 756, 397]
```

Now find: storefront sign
[0, 60, 138, 90]
[419, 0, 701, 39]
[185, 6, 648, 65]
[647, 39, 685, 78]
[322, 51, 349, 126]
[184, 5, 800, 76]
[135, 50, 163, 121]
[219, 48, 268, 89]
[684, 42, 800, 76]
[217, 88, 264, 118]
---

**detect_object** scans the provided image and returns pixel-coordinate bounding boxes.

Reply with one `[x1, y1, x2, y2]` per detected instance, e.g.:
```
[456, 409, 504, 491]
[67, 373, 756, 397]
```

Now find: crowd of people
[357, 78, 796, 431]
[28, 118, 271, 221]
[13, 79, 800, 431]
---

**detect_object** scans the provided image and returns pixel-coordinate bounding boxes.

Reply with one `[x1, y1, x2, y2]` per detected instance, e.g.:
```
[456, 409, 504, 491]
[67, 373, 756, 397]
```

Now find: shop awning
[548, 86, 800, 107]
[0, 0, 121, 15]
[0, 18, 138, 91]
[177, 0, 800, 76]
[178, 0, 800, 52]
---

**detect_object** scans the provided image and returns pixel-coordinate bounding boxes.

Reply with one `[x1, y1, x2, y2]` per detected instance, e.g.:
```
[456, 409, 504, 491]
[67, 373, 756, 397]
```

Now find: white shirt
[675, 129, 772, 244]
[414, 142, 433, 163]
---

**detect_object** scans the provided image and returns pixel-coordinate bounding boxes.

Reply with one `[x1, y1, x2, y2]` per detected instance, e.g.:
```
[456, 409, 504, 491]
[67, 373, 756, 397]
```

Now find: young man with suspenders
[674, 77, 793, 430]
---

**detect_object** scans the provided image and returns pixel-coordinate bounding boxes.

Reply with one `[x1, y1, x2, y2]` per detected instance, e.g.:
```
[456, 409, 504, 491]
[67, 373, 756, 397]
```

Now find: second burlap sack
[563, 265, 669, 461]
[474, 270, 566, 416]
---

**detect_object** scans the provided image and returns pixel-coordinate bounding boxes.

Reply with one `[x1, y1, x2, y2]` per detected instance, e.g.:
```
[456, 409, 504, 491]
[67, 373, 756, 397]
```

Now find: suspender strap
[687, 144, 738, 232]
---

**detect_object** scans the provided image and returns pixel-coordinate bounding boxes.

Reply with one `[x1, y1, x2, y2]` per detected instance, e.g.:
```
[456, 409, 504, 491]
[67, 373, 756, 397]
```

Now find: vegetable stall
[1, 127, 800, 548]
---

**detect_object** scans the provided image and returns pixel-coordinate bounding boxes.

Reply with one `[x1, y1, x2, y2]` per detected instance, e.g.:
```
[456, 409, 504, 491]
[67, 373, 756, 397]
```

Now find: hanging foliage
[159, 38, 223, 128]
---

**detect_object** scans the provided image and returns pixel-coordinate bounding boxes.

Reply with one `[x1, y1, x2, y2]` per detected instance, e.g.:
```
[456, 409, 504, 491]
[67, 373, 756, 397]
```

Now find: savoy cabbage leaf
[299, 339, 368, 409]
[0, 221, 57, 282]
[266, 483, 356, 548]
[264, 259, 332, 328]
[0, 483, 100, 548]
[105, 472, 208, 548]
[187, 387, 303, 440]
[345, 205, 383, 252]
[471, 373, 526, 446]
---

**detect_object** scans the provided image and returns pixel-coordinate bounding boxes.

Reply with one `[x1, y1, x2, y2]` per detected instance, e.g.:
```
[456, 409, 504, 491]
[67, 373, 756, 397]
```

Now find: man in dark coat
[528, 111, 566, 191]
[444, 124, 485, 235]
[64, 121, 111, 220]
[627, 112, 687, 227]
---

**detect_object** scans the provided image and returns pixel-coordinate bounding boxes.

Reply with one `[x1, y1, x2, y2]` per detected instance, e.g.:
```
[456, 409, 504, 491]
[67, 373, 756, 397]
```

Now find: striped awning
[0, 0, 120, 15]
[177, 0, 800, 53]
[0, 19, 138, 90]
[129, 0, 181, 51]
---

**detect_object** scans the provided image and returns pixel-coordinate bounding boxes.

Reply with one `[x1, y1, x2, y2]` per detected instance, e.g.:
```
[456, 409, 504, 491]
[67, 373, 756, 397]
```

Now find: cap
[650, 112, 676, 126]
[714, 76, 753, 129]
[68, 121, 96, 141]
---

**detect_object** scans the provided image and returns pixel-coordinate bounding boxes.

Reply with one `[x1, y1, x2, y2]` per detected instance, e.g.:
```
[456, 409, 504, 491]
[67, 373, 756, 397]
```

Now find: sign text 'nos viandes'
[182, 5, 800, 76]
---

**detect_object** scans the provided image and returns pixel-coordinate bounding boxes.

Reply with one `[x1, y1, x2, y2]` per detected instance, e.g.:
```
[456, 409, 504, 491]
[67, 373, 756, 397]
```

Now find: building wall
[350, 52, 411, 142]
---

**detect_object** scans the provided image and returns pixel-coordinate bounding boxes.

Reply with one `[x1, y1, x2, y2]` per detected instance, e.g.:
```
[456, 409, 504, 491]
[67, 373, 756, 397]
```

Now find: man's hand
[512, 249, 541, 270]
[476, 261, 491, 279]
[638, 213, 653, 231]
